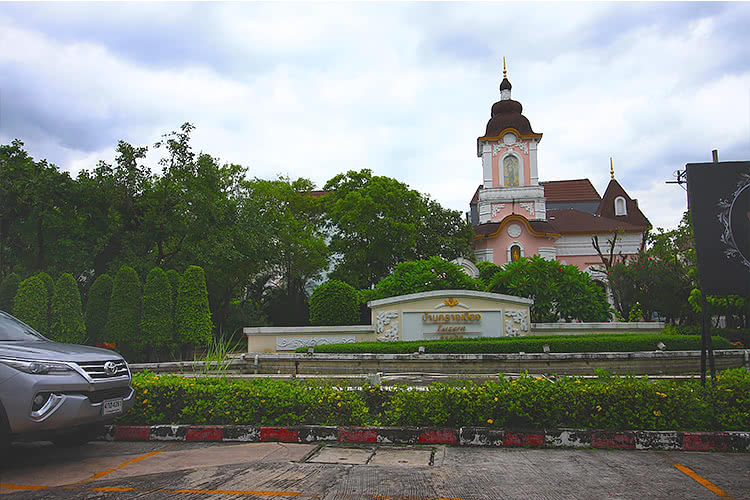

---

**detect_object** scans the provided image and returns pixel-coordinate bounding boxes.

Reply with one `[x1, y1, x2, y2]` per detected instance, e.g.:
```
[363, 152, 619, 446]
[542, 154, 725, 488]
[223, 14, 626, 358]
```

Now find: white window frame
[506, 242, 525, 264]
[614, 196, 627, 216]
[501, 153, 524, 187]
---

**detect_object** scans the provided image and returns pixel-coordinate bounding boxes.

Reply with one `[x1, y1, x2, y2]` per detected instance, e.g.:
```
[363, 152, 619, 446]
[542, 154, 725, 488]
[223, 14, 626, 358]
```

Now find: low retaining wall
[530, 322, 666, 336]
[240, 350, 747, 376]
[100, 425, 750, 452]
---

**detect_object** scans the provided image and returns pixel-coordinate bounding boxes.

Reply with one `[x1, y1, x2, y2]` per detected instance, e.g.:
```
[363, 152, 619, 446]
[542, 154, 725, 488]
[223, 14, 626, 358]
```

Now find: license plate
[102, 398, 123, 416]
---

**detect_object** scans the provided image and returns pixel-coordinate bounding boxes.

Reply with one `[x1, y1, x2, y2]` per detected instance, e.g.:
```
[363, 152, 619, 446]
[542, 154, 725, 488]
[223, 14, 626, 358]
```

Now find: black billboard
[687, 161, 750, 296]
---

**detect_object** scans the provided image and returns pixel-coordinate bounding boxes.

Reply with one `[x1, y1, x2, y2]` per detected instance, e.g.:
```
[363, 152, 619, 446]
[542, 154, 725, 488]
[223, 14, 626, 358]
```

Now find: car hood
[0, 341, 126, 362]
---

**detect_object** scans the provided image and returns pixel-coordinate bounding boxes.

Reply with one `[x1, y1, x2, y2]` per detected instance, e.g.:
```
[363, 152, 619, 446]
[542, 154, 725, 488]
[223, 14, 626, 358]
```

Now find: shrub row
[119, 369, 750, 431]
[295, 334, 732, 354]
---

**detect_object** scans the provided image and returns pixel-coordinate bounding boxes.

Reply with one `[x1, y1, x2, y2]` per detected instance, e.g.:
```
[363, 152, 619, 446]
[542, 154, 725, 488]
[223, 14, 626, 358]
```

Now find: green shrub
[140, 267, 173, 353]
[105, 265, 142, 359]
[49, 273, 86, 344]
[13, 275, 48, 333]
[487, 256, 611, 322]
[309, 280, 360, 326]
[117, 369, 750, 431]
[36, 271, 55, 331]
[367, 256, 480, 302]
[0, 273, 20, 313]
[118, 373, 368, 426]
[175, 265, 212, 350]
[297, 334, 731, 354]
[166, 269, 181, 341]
[476, 261, 502, 287]
[85, 274, 113, 345]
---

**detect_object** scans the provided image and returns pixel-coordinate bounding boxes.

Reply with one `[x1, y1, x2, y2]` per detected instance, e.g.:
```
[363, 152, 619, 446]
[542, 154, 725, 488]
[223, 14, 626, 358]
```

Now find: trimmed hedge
[141, 267, 173, 351]
[118, 373, 368, 426]
[85, 274, 113, 345]
[309, 280, 360, 326]
[49, 273, 86, 344]
[175, 265, 212, 348]
[106, 266, 142, 358]
[13, 275, 48, 333]
[296, 334, 732, 354]
[37, 271, 55, 331]
[118, 369, 750, 431]
[0, 273, 20, 313]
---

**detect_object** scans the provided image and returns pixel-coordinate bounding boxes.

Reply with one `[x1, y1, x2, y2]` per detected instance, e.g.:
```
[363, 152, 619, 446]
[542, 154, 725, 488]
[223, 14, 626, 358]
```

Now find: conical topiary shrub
[0, 273, 21, 313]
[85, 274, 113, 345]
[36, 271, 55, 331]
[13, 275, 47, 333]
[50, 273, 86, 344]
[175, 265, 212, 358]
[140, 267, 173, 361]
[105, 265, 142, 360]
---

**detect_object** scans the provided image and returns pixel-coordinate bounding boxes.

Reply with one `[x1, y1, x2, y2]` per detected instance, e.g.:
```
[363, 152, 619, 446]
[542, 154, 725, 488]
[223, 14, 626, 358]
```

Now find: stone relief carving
[376, 311, 400, 342]
[492, 143, 529, 156]
[519, 202, 535, 217]
[276, 337, 356, 350]
[491, 204, 505, 218]
[504, 310, 529, 337]
[507, 223, 522, 238]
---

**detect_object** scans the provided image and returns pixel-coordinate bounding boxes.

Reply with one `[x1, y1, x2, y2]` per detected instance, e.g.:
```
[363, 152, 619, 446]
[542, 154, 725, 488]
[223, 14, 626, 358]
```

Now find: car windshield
[0, 312, 48, 341]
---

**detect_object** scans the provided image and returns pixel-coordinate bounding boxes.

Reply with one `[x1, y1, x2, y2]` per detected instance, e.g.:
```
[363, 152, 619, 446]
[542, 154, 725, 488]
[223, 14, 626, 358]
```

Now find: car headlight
[0, 358, 75, 375]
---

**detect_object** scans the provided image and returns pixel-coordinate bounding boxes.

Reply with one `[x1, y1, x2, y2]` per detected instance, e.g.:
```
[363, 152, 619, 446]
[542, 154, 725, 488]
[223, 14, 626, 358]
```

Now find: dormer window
[614, 196, 627, 216]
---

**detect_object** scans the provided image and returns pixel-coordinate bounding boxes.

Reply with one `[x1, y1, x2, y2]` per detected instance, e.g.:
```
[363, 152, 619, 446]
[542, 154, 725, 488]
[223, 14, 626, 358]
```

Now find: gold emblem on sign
[444, 298, 459, 307]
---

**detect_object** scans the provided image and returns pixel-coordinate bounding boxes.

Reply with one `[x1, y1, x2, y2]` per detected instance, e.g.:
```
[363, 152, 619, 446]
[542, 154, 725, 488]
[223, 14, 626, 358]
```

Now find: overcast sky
[2, 2, 749, 231]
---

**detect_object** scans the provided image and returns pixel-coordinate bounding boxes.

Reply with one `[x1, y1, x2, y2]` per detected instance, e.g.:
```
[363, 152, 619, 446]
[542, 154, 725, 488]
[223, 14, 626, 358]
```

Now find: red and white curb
[99, 426, 750, 452]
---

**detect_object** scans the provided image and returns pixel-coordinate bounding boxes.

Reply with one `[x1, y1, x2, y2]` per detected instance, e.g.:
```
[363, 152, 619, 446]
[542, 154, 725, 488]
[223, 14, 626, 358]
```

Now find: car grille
[76, 360, 129, 379]
[82, 386, 132, 403]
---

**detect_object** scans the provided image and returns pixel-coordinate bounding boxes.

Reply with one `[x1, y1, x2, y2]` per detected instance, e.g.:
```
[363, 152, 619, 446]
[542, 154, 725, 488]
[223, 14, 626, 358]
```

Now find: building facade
[470, 67, 650, 280]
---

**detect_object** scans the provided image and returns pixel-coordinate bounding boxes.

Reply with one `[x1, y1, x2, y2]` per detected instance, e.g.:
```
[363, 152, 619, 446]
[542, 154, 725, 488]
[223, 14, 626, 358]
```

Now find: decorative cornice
[477, 214, 561, 240]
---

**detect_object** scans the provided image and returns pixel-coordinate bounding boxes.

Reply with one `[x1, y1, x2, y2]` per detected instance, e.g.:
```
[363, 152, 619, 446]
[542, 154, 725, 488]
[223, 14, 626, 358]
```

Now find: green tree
[13, 275, 47, 333]
[324, 169, 473, 288]
[175, 265, 212, 357]
[49, 273, 85, 344]
[165, 269, 181, 337]
[487, 256, 611, 323]
[140, 267, 173, 360]
[0, 273, 20, 313]
[476, 261, 502, 288]
[366, 257, 480, 302]
[105, 265, 142, 360]
[85, 274, 113, 345]
[309, 280, 360, 326]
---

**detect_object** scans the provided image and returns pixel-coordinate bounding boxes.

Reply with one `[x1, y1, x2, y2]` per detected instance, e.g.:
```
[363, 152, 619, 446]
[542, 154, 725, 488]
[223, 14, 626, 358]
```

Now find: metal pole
[701, 292, 708, 386]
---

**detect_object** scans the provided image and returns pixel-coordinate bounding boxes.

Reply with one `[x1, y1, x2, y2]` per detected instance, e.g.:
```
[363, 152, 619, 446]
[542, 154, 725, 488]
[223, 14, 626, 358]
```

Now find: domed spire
[499, 57, 512, 100]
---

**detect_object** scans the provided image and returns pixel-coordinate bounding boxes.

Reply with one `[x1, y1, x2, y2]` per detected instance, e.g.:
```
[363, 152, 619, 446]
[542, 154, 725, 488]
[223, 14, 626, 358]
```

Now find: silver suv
[0, 311, 135, 449]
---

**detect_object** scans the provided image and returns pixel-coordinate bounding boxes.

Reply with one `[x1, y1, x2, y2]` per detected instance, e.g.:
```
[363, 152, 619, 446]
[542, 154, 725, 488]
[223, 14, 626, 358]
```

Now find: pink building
[469, 67, 650, 284]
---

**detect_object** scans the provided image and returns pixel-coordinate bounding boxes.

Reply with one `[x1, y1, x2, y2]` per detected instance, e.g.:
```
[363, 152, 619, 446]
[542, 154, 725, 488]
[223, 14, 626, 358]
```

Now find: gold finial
[610, 157, 615, 179]
[503, 57, 507, 78]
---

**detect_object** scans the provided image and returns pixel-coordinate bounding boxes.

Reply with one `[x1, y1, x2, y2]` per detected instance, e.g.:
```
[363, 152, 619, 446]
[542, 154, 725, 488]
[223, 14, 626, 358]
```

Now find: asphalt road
[1, 440, 748, 499]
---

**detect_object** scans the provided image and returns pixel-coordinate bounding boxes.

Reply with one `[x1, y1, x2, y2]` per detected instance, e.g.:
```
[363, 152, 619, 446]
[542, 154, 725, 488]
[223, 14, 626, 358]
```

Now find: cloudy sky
[1, 2, 749, 231]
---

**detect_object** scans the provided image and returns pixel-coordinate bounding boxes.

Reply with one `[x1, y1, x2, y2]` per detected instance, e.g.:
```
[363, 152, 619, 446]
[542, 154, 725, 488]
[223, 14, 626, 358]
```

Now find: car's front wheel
[51, 424, 100, 448]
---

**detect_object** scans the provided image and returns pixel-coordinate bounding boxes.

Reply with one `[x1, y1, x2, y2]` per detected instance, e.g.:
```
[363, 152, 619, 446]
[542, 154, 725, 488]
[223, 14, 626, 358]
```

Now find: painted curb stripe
[101, 425, 750, 451]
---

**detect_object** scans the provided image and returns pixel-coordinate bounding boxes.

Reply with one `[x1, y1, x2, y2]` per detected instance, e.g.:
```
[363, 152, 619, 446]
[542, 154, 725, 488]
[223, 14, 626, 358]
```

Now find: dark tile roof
[482, 99, 538, 137]
[547, 208, 645, 233]
[470, 185, 481, 205]
[541, 179, 601, 202]
[595, 179, 651, 228]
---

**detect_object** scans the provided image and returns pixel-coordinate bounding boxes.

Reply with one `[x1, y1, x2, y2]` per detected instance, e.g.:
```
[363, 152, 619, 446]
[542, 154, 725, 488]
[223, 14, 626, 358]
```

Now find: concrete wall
[244, 325, 376, 353]
[241, 350, 747, 376]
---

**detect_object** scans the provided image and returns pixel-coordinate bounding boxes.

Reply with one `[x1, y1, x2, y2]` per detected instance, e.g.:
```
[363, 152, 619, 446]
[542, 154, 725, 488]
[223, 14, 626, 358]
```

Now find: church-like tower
[475, 60, 546, 225]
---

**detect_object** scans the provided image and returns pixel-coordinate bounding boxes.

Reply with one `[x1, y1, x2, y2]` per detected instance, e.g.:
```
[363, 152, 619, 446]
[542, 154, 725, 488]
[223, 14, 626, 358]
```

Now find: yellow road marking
[674, 464, 737, 499]
[0, 484, 49, 491]
[80, 443, 179, 482]
[173, 489, 300, 496]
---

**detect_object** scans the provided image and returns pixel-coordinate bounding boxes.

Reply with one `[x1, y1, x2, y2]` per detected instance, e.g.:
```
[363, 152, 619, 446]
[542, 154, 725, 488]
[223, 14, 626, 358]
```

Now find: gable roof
[595, 179, 650, 228]
[541, 179, 601, 202]
[546, 208, 645, 233]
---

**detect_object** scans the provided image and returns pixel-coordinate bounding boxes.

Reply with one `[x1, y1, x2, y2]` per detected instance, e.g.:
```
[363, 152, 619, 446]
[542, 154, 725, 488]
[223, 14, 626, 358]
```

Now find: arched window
[504, 155, 519, 187]
[510, 244, 522, 262]
[614, 196, 627, 216]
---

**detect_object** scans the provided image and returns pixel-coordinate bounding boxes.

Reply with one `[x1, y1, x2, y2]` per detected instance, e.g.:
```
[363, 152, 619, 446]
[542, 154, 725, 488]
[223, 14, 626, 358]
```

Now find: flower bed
[294, 334, 731, 354]
[118, 369, 750, 431]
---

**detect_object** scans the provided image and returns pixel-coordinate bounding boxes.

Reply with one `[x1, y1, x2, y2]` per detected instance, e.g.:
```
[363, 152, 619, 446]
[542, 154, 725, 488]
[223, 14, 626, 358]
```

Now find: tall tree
[324, 169, 473, 289]
[0, 273, 20, 313]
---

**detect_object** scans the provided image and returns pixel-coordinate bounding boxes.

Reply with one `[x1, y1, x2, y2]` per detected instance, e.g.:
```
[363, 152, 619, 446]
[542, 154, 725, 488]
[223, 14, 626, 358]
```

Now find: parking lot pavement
[0, 441, 748, 499]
